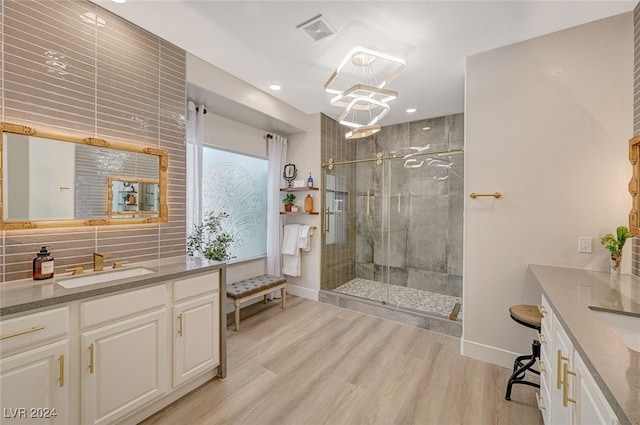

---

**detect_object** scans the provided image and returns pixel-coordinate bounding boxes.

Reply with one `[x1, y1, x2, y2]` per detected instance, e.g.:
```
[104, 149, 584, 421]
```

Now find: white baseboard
[461, 338, 519, 369]
[286, 284, 318, 301]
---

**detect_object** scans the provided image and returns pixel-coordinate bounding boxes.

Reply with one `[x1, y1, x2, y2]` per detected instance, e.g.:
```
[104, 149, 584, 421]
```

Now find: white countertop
[529, 264, 639, 425]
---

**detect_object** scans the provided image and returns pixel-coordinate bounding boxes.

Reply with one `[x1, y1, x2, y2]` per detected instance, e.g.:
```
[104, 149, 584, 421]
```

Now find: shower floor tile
[333, 277, 463, 320]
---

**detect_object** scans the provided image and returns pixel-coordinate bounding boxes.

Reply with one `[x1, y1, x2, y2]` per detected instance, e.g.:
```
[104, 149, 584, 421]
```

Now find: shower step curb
[318, 290, 462, 338]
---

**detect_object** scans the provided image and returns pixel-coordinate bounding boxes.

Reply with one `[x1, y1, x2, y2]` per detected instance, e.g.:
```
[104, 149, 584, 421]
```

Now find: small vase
[609, 253, 622, 275]
[304, 194, 313, 213]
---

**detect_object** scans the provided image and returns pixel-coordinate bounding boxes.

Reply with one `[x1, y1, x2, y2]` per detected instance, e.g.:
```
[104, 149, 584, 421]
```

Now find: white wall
[463, 13, 633, 367]
[283, 114, 322, 300]
[188, 55, 322, 302]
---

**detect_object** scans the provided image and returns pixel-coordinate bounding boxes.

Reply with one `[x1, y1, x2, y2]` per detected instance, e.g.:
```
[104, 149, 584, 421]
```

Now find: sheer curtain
[186, 100, 205, 233]
[266, 134, 287, 281]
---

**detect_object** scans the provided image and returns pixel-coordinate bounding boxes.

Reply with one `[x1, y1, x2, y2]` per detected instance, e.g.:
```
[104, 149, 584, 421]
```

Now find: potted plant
[283, 194, 296, 212]
[186, 211, 236, 262]
[600, 226, 633, 274]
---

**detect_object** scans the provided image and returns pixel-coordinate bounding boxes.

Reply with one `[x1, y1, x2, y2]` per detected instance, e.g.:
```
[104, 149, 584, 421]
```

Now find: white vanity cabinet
[538, 295, 619, 425]
[0, 266, 225, 425]
[0, 307, 70, 425]
[172, 272, 220, 387]
[80, 285, 168, 425]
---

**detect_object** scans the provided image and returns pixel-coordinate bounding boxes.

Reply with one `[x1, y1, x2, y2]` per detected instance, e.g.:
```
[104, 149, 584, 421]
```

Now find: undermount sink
[590, 309, 640, 352]
[56, 267, 154, 289]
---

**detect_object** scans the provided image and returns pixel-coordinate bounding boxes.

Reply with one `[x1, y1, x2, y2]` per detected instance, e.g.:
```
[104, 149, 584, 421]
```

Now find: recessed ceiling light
[269, 84, 282, 91]
[406, 108, 417, 113]
[422, 126, 431, 131]
[112, 0, 126, 3]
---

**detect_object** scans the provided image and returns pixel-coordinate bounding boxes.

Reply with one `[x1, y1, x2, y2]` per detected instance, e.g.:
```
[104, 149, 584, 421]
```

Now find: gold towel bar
[469, 192, 502, 199]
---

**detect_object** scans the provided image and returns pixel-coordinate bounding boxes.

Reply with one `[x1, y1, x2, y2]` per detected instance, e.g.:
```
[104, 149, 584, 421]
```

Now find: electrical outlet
[578, 237, 592, 253]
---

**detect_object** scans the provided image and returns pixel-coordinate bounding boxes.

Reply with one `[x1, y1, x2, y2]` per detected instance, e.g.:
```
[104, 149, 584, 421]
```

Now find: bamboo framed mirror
[1, 122, 168, 230]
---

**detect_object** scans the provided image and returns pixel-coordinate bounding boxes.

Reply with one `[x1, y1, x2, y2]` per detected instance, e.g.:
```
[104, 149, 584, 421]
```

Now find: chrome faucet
[93, 252, 111, 272]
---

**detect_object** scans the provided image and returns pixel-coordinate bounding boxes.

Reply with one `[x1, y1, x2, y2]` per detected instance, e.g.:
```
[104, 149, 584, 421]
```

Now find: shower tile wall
[1, 0, 186, 281]
[632, 2, 640, 278]
[320, 114, 356, 290]
[355, 114, 464, 297]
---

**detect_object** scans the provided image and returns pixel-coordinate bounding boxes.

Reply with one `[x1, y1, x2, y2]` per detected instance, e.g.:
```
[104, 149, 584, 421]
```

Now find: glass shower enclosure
[321, 142, 464, 326]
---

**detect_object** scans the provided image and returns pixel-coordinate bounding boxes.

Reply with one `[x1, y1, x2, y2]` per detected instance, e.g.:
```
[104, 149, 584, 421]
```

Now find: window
[202, 146, 268, 262]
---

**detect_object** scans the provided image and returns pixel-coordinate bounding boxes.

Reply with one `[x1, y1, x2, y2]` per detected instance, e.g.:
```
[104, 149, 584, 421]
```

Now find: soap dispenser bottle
[307, 172, 314, 188]
[33, 246, 54, 280]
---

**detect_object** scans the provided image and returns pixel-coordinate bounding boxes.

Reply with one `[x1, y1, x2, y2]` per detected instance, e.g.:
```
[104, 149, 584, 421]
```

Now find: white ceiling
[94, 1, 635, 131]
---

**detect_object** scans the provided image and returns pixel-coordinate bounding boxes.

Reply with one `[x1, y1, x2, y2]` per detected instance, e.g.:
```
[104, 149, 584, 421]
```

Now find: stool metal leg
[505, 340, 541, 400]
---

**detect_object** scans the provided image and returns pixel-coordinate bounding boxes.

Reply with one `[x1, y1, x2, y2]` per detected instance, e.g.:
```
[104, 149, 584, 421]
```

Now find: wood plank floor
[141, 296, 543, 425]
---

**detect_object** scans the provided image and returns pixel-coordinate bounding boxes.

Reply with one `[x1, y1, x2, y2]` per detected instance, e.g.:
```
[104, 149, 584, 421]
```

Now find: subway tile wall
[1, 0, 187, 281]
[320, 114, 357, 290]
[633, 2, 640, 278]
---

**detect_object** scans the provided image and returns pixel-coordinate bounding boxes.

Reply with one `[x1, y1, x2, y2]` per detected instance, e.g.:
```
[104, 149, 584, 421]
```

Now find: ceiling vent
[297, 14, 336, 42]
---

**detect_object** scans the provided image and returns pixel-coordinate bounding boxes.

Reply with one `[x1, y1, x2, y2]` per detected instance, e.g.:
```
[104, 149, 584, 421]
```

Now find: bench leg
[234, 300, 241, 331]
[281, 287, 286, 309]
[264, 294, 268, 304]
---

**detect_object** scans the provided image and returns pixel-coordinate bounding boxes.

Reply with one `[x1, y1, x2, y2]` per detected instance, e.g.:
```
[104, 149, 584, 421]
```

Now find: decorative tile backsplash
[0, 0, 186, 281]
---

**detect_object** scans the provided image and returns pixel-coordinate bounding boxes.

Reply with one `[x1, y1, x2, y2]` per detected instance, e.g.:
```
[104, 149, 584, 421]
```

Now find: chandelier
[324, 46, 405, 139]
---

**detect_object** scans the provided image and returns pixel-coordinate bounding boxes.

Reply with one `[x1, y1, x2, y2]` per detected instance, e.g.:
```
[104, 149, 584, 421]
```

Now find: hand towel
[282, 224, 300, 256]
[298, 225, 313, 252]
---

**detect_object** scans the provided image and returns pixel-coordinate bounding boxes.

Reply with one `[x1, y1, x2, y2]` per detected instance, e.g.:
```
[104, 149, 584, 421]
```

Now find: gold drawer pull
[562, 363, 576, 407]
[535, 392, 546, 411]
[0, 325, 45, 340]
[89, 343, 95, 374]
[178, 314, 183, 337]
[59, 355, 64, 387]
[557, 349, 569, 389]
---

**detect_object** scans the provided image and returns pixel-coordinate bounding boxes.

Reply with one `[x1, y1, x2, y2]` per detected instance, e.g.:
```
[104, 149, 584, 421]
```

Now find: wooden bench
[226, 275, 287, 331]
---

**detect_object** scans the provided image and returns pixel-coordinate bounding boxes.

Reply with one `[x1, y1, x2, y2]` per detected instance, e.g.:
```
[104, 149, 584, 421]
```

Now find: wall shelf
[280, 212, 319, 215]
[280, 187, 319, 192]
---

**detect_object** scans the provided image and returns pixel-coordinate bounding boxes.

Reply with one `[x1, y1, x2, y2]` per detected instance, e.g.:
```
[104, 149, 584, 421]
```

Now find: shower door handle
[325, 207, 330, 233]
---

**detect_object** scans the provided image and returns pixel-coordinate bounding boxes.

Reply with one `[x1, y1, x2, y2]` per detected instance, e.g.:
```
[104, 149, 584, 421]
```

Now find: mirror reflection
[108, 177, 160, 217]
[1, 122, 168, 229]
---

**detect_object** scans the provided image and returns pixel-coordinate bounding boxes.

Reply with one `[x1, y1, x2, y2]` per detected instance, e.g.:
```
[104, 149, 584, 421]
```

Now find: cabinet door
[0, 340, 69, 425]
[574, 353, 619, 425]
[81, 309, 167, 425]
[173, 293, 219, 386]
[551, 319, 573, 425]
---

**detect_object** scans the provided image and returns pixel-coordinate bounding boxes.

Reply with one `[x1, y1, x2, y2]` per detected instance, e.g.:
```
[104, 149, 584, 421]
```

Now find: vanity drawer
[81, 284, 166, 329]
[173, 271, 219, 302]
[0, 306, 69, 353]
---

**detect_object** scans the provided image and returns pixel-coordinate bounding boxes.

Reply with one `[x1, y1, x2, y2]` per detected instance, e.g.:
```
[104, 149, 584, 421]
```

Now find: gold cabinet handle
[557, 349, 569, 389]
[535, 392, 546, 411]
[0, 325, 45, 340]
[59, 355, 64, 387]
[562, 363, 576, 407]
[537, 304, 547, 318]
[178, 313, 183, 337]
[89, 343, 94, 374]
[536, 358, 546, 374]
[536, 331, 547, 345]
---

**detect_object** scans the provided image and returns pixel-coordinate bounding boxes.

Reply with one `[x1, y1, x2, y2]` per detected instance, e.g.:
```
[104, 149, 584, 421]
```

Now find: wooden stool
[505, 304, 542, 400]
